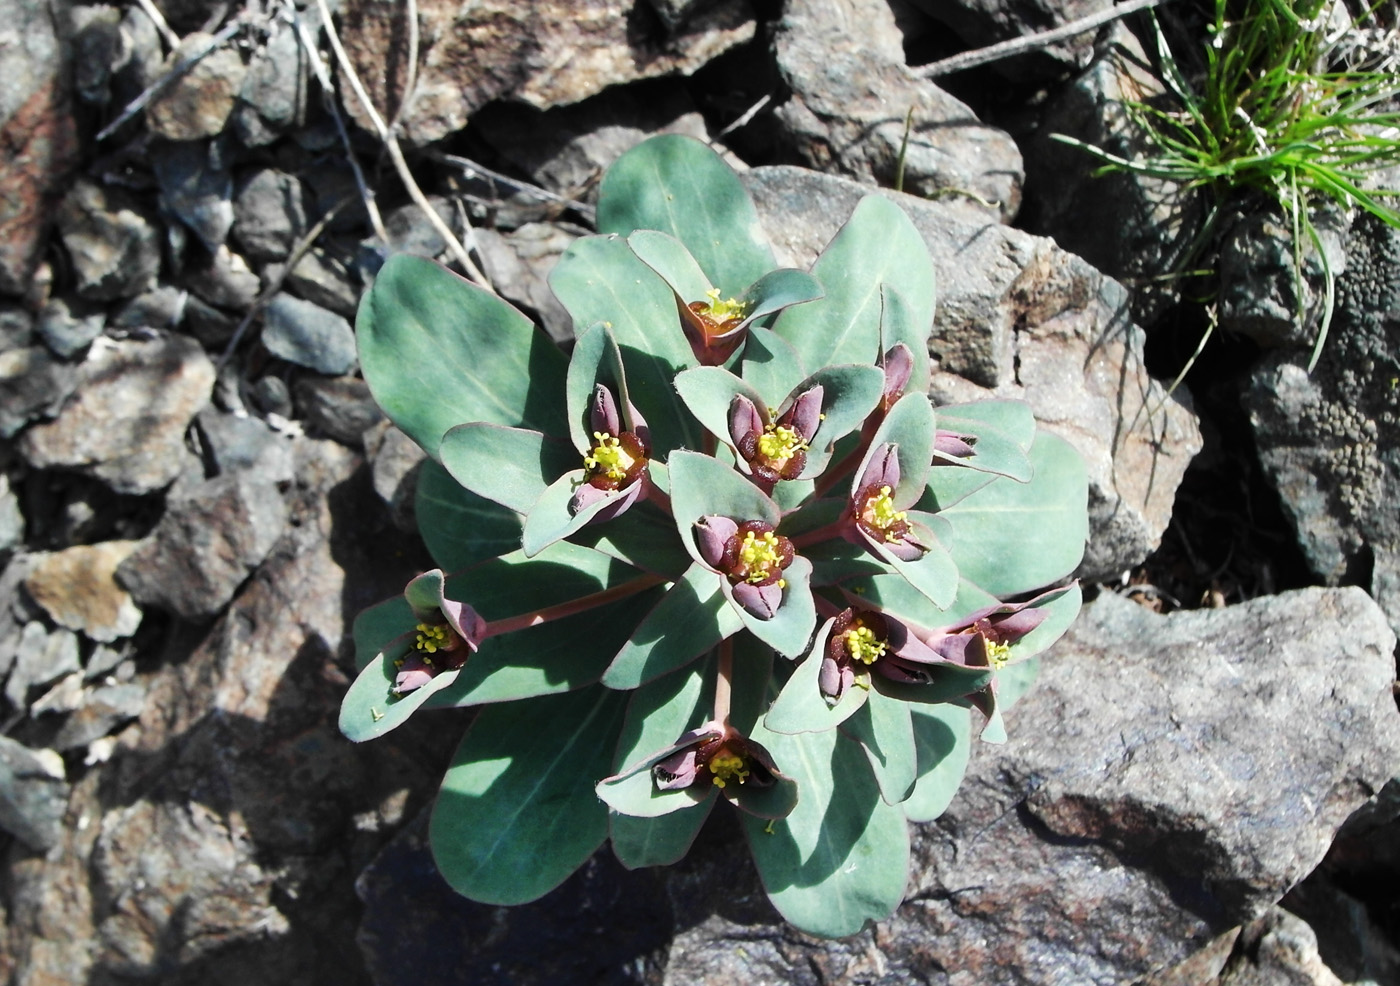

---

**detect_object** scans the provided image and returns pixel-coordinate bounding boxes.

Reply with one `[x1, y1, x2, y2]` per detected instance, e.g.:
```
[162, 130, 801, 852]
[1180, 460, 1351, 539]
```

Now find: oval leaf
[358, 254, 567, 454]
[939, 433, 1089, 596]
[430, 687, 628, 905]
[597, 135, 774, 292]
[416, 459, 524, 570]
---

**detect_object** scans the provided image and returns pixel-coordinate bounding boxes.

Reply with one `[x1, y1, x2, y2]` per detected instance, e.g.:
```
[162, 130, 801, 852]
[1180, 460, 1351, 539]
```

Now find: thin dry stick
[96, 18, 242, 140]
[313, 0, 495, 290]
[292, 11, 391, 244]
[133, 0, 182, 48]
[429, 151, 598, 219]
[217, 195, 352, 371]
[714, 93, 773, 141]
[916, 0, 1173, 79]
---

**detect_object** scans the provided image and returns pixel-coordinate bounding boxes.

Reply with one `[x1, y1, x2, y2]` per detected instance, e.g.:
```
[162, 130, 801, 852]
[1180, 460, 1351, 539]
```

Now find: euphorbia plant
[340, 135, 1089, 937]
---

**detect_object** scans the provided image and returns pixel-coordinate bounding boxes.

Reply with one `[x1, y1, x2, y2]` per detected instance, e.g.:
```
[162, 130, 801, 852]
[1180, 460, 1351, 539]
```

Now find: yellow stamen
[583, 432, 636, 482]
[844, 622, 887, 665]
[865, 485, 907, 542]
[414, 622, 451, 654]
[985, 639, 1013, 670]
[699, 287, 748, 322]
[709, 753, 750, 788]
[756, 424, 808, 470]
[738, 529, 784, 583]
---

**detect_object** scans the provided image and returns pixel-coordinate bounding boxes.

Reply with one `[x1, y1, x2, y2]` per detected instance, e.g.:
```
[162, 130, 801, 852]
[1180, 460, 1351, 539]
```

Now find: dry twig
[95, 17, 243, 141]
[292, 9, 391, 244]
[312, 0, 495, 290]
[915, 0, 1173, 79]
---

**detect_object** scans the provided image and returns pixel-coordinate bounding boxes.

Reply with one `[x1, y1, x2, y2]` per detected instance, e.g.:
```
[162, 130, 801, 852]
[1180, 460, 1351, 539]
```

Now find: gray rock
[377, 197, 467, 263]
[57, 180, 162, 302]
[84, 642, 128, 682]
[111, 284, 188, 331]
[145, 31, 247, 141]
[116, 474, 289, 621]
[71, 4, 125, 106]
[250, 374, 293, 419]
[232, 168, 307, 262]
[1025, 27, 1204, 324]
[1244, 211, 1400, 636]
[0, 474, 22, 556]
[0, 346, 80, 438]
[364, 421, 425, 532]
[50, 682, 146, 751]
[182, 245, 260, 310]
[1, 438, 447, 984]
[0, 303, 34, 353]
[0, 737, 68, 852]
[23, 542, 143, 644]
[261, 293, 357, 375]
[294, 376, 384, 447]
[37, 297, 105, 358]
[150, 0, 227, 34]
[1217, 908, 1347, 986]
[355, 587, 1400, 986]
[743, 165, 1201, 580]
[7, 622, 82, 707]
[0, 0, 80, 296]
[152, 139, 234, 254]
[182, 293, 239, 347]
[274, 247, 360, 318]
[231, 19, 307, 147]
[195, 408, 295, 484]
[19, 335, 216, 495]
[338, 0, 757, 144]
[773, 0, 1024, 220]
[475, 222, 581, 343]
[474, 84, 713, 205]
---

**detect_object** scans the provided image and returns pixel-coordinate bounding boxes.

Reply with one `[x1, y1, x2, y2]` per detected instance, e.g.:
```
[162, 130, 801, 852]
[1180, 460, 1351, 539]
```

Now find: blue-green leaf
[415, 459, 523, 570]
[548, 235, 703, 454]
[353, 594, 414, 672]
[598, 135, 773, 292]
[772, 195, 934, 371]
[357, 254, 567, 454]
[765, 617, 869, 734]
[939, 433, 1089, 595]
[603, 562, 743, 690]
[904, 703, 971, 822]
[741, 327, 807, 406]
[430, 686, 627, 905]
[439, 423, 577, 514]
[743, 726, 910, 938]
[840, 687, 916, 805]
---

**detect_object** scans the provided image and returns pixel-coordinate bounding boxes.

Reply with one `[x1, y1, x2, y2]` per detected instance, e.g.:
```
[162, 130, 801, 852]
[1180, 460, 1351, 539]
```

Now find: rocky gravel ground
[1, 0, 1398, 983]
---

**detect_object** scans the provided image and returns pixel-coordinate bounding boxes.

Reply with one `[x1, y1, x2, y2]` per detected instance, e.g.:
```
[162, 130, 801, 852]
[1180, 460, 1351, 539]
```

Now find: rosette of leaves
[341, 134, 1089, 938]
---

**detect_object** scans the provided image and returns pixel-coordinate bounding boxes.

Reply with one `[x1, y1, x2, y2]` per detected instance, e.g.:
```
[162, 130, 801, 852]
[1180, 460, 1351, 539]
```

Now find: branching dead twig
[95, 17, 243, 141]
[313, 0, 495, 291]
[216, 194, 353, 372]
[291, 9, 391, 244]
[427, 151, 598, 223]
[133, 0, 182, 49]
[915, 0, 1174, 79]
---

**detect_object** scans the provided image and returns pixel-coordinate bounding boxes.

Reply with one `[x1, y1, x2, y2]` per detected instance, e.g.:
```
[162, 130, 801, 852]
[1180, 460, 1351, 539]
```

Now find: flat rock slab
[742, 165, 1201, 580]
[774, 0, 1024, 219]
[19, 335, 215, 495]
[340, 0, 756, 144]
[23, 541, 142, 643]
[117, 475, 289, 622]
[352, 587, 1400, 986]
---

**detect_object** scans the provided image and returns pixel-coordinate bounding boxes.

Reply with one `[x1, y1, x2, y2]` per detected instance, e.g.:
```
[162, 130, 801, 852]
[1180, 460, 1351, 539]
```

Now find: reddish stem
[790, 516, 854, 551]
[713, 636, 734, 725]
[483, 573, 667, 638]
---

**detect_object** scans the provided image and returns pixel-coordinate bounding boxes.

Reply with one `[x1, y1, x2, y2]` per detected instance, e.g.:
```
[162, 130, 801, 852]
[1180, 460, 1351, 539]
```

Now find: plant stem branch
[916, 0, 1174, 79]
[484, 573, 667, 638]
[713, 637, 734, 725]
